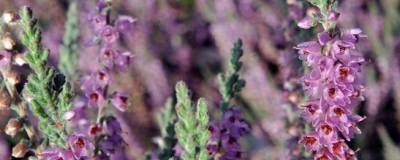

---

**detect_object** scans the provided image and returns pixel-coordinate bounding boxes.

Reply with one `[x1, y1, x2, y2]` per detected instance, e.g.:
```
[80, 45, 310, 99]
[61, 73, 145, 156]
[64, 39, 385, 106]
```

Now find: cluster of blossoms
[38, 117, 124, 160]
[207, 107, 250, 160]
[296, 11, 367, 160]
[40, 1, 135, 159]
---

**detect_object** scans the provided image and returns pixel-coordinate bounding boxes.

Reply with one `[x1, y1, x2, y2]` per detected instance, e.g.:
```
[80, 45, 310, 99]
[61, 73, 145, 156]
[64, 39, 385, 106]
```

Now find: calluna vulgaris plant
[0, 0, 384, 159]
[206, 39, 250, 160]
[296, 0, 367, 159]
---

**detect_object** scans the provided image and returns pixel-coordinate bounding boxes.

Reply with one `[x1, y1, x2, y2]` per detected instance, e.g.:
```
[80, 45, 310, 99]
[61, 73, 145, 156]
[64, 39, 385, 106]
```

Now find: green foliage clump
[59, 1, 79, 81]
[174, 81, 209, 160]
[19, 7, 73, 148]
[156, 98, 177, 160]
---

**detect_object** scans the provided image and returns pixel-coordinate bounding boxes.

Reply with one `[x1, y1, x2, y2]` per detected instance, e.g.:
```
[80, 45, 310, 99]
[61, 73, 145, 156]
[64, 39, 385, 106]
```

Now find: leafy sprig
[19, 7, 72, 148]
[175, 81, 209, 160]
[59, 1, 79, 81]
[218, 39, 245, 110]
[156, 98, 177, 160]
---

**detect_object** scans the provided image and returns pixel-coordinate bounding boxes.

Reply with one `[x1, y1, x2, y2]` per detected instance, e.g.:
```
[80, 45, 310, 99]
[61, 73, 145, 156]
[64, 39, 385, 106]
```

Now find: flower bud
[0, 87, 11, 110]
[2, 12, 18, 24]
[327, 10, 340, 21]
[5, 70, 21, 85]
[22, 91, 32, 103]
[298, 16, 314, 29]
[5, 118, 22, 137]
[288, 92, 300, 104]
[64, 110, 76, 121]
[1, 36, 16, 50]
[13, 53, 26, 66]
[12, 140, 28, 158]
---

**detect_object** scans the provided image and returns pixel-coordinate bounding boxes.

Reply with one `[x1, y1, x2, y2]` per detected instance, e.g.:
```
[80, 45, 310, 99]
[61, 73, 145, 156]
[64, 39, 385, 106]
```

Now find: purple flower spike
[111, 91, 129, 112]
[68, 134, 95, 158]
[296, 15, 366, 159]
[101, 26, 119, 44]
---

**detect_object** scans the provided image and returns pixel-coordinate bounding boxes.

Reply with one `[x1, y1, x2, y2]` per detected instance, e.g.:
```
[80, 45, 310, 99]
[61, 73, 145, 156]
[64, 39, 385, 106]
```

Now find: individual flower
[111, 91, 129, 112]
[11, 140, 28, 158]
[102, 116, 122, 134]
[299, 132, 320, 152]
[116, 15, 136, 32]
[327, 10, 340, 21]
[1, 36, 16, 50]
[88, 123, 103, 136]
[297, 16, 315, 29]
[94, 69, 111, 88]
[114, 51, 133, 70]
[99, 47, 117, 68]
[100, 25, 119, 44]
[90, 15, 107, 32]
[67, 134, 95, 158]
[5, 118, 22, 137]
[85, 88, 104, 107]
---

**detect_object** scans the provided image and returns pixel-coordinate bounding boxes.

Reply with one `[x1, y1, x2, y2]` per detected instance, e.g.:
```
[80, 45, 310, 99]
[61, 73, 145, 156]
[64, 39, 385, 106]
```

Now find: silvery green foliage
[59, 1, 79, 81]
[175, 81, 209, 160]
[378, 126, 400, 160]
[19, 7, 72, 148]
[218, 39, 245, 110]
[156, 98, 177, 160]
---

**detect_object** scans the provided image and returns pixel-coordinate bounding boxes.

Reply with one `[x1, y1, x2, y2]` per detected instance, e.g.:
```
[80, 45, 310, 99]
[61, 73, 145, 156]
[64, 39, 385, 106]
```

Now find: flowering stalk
[207, 39, 250, 159]
[38, 0, 135, 159]
[59, 1, 79, 81]
[296, 1, 367, 159]
[175, 81, 209, 160]
[19, 6, 72, 148]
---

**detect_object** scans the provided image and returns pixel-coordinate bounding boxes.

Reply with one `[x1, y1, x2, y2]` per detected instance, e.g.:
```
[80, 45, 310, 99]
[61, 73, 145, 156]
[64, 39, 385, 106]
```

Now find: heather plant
[20, 6, 72, 148]
[206, 39, 250, 160]
[0, 0, 398, 159]
[217, 39, 245, 111]
[296, 0, 367, 159]
[0, 0, 134, 158]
